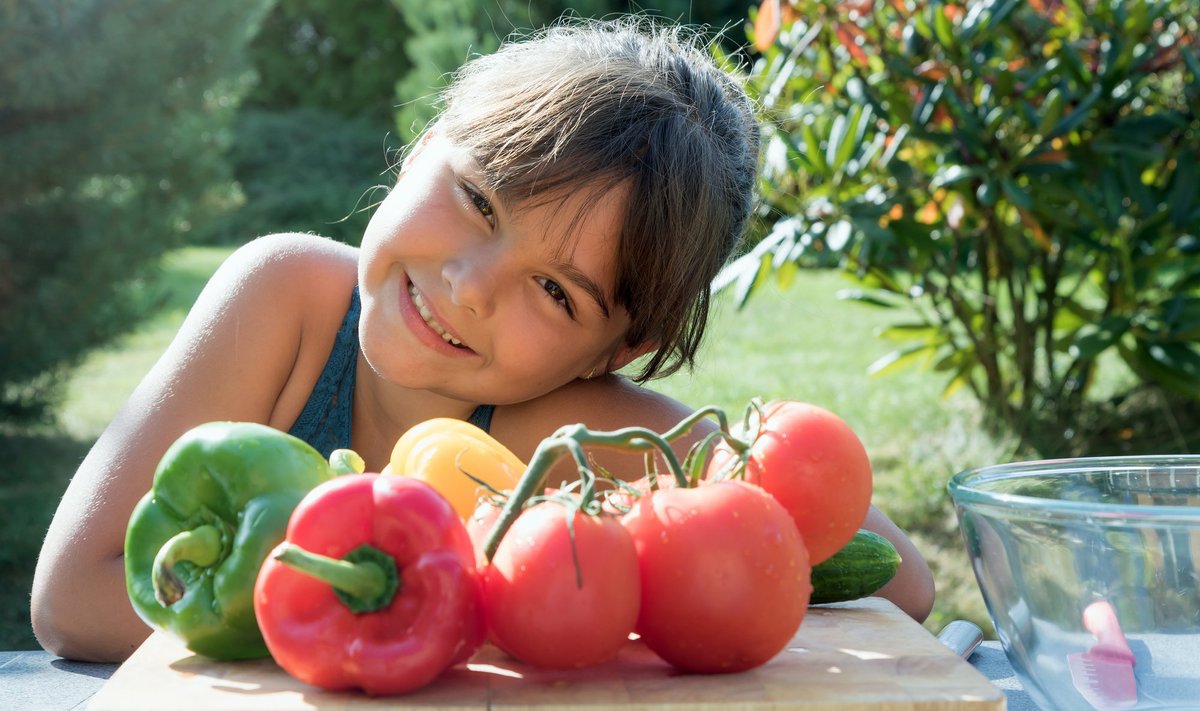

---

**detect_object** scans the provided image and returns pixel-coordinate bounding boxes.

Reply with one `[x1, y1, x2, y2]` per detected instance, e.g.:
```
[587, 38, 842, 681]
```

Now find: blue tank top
[287, 287, 495, 459]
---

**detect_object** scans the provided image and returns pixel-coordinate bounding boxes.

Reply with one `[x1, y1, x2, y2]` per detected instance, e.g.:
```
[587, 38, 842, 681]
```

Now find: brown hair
[435, 18, 759, 381]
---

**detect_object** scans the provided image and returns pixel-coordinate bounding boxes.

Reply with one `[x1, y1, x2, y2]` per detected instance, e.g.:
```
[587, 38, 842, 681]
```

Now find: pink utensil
[1068, 600, 1138, 710]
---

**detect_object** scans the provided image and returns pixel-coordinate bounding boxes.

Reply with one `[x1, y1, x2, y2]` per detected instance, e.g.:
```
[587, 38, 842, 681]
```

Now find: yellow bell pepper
[385, 418, 525, 520]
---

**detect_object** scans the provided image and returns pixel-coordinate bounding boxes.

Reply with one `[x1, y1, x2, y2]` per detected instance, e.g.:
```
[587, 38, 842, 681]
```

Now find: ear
[604, 340, 659, 374]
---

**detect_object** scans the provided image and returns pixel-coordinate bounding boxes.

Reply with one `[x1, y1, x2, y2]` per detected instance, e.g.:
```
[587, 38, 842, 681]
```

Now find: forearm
[31, 553, 150, 662]
[859, 505, 935, 622]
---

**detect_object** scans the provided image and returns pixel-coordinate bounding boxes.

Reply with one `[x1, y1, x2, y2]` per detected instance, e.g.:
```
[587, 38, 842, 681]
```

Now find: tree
[247, 0, 412, 126]
[0, 0, 273, 421]
[393, 0, 502, 142]
[192, 0, 412, 247]
[722, 0, 1200, 451]
[199, 105, 393, 246]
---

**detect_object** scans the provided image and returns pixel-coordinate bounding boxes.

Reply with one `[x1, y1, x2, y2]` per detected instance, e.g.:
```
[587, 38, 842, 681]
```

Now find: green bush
[721, 0, 1200, 449]
[247, 0, 413, 126]
[194, 107, 396, 246]
[0, 0, 272, 422]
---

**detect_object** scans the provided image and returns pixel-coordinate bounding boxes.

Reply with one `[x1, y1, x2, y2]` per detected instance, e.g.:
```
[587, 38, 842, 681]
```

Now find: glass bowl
[948, 456, 1200, 711]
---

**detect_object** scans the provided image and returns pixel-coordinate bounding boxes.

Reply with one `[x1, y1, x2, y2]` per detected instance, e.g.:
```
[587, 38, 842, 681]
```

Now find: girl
[31, 18, 934, 662]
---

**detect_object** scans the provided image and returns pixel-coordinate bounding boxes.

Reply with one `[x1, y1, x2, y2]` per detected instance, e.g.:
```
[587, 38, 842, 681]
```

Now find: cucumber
[809, 529, 902, 605]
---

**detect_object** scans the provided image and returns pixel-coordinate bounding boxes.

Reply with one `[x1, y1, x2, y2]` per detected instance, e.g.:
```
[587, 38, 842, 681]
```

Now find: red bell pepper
[253, 473, 485, 696]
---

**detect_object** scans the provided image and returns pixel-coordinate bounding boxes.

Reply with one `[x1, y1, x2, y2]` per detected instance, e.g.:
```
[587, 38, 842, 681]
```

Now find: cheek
[489, 324, 579, 381]
[356, 308, 402, 380]
[499, 321, 571, 367]
[496, 321, 612, 382]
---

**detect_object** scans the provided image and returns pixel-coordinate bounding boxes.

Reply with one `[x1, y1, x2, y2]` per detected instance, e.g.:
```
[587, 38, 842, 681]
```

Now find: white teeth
[408, 284, 464, 347]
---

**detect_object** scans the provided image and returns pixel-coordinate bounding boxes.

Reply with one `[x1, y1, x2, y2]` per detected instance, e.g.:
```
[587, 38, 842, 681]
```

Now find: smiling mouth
[408, 283, 466, 348]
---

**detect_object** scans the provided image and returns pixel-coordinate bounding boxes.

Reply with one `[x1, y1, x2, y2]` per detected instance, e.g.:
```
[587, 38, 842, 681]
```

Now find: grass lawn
[58, 248, 231, 439]
[1, 245, 1004, 650]
[646, 276, 1011, 635]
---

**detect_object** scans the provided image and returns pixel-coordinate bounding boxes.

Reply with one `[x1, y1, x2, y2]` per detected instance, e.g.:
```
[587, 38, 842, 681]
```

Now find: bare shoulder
[198, 233, 359, 426]
[198, 233, 357, 354]
[87, 231, 358, 462]
[491, 376, 705, 479]
[213, 232, 357, 303]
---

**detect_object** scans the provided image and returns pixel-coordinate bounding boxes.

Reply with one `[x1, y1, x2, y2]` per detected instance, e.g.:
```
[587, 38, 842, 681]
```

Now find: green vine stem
[661, 405, 750, 454]
[482, 405, 754, 563]
[483, 423, 679, 561]
[703, 399, 770, 482]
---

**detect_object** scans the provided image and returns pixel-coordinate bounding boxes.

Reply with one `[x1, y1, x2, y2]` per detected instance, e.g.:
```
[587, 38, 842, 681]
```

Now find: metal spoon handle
[937, 620, 984, 659]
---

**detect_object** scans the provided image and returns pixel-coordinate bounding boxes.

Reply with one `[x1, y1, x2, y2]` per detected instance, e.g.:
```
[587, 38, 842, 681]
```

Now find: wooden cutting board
[88, 597, 1004, 710]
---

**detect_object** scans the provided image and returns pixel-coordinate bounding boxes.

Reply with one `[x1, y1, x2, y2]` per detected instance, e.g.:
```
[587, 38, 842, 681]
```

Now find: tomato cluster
[465, 399, 874, 674]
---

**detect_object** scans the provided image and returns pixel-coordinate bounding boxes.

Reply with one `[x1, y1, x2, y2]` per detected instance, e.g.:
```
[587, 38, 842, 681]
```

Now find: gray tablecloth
[0, 650, 119, 711]
[970, 641, 1038, 710]
[1, 641, 1034, 710]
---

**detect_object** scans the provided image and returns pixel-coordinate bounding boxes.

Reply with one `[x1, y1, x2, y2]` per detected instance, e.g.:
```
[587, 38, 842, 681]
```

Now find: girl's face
[357, 133, 642, 406]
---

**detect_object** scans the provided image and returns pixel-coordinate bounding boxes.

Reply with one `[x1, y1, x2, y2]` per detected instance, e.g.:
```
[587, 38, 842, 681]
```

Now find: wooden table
[3, 599, 1036, 710]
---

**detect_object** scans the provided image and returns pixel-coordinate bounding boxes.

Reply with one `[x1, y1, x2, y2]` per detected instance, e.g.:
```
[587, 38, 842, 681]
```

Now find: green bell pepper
[124, 421, 356, 660]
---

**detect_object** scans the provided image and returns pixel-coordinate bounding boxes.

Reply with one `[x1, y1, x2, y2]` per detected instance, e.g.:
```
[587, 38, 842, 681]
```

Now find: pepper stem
[152, 524, 223, 607]
[329, 448, 366, 476]
[274, 543, 399, 614]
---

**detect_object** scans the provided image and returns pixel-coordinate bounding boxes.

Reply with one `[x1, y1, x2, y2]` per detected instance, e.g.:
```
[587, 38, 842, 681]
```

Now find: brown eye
[470, 190, 493, 218]
[460, 181, 495, 225]
[537, 277, 573, 317]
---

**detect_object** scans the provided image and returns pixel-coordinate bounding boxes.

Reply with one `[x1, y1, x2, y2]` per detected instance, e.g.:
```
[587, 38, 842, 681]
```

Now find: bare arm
[30, 234, 355, 661]
[860, 505, 935, 622]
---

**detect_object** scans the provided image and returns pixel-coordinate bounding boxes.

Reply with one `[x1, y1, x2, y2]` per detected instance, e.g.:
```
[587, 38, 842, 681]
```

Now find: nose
[442, 246, 506, 317]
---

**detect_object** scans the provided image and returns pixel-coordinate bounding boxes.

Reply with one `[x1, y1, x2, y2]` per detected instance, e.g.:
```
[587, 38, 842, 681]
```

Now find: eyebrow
[554, 261, 612, 320]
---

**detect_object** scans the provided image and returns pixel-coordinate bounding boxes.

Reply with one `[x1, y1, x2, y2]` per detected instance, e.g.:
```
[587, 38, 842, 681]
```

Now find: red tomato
[710, 401, 872, 564]
[621, 480, 811, 673]
[476, 501, 640, 669]
[465, 498, 503, 566]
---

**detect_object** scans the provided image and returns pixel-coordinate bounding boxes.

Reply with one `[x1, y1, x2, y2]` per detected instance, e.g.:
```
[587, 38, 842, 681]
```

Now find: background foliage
[722, 0, 1200, 454]
[193, 106, 394, 245]
[247, 0, 412, 126]
[0, 0, 273, 421]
